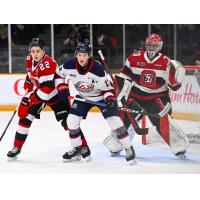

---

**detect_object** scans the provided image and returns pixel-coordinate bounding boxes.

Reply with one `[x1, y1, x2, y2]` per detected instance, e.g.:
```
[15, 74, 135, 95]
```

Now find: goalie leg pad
[103, 133, 123, 153]
[127, 125, 136, 141]
[168, 118, 189, 155]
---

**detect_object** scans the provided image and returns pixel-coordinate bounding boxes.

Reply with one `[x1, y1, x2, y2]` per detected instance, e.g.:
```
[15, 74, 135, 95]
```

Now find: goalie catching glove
[168, 60, 185, 91]
[171, 60, 185, 84]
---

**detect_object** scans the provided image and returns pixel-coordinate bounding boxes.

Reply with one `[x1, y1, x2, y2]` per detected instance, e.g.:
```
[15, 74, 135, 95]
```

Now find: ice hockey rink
[0, 111, 200, 174]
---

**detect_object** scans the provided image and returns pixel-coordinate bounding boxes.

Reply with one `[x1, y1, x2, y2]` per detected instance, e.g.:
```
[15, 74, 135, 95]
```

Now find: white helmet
[145, 33, 163, 59]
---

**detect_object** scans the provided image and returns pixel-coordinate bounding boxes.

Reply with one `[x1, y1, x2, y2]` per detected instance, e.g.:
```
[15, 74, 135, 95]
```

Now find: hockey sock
[80, 129, 88, 147]
[69, 128, 82, 147]
[14, 132, 28, 148]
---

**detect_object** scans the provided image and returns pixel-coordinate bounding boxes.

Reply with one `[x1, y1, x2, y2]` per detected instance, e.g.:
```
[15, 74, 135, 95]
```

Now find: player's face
[76, 52, 90, 67]
[30, 46, 44, 62]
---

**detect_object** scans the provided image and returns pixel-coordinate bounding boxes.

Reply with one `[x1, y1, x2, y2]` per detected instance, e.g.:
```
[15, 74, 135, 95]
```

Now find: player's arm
[55, 59, 72, 79]
[114, 56, 133, 103]
[23, 74, 34, 92]
[96, 66, 117, 111]
[23, 55, 34, 92]
[167, 60, 185, 91]
[55, 62, 72, 103]
[120, 56, 134, 82]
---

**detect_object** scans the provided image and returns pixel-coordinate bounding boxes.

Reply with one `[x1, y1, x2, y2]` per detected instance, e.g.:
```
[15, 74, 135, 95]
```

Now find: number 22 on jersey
[39, 61, 50, 71]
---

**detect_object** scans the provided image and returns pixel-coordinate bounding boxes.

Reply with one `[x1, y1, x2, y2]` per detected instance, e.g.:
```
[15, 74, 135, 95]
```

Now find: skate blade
[128, 159, 137, 166]
[63, 156, 81, 163]
[110, 152, 120, 157]
[176, 154, 186, 160]
[7, 156, 18, 162]
[83, 156, 92, 162]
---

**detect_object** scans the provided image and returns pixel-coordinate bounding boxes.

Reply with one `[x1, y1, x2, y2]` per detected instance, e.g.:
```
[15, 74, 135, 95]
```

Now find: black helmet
[29, 38, 45, 51]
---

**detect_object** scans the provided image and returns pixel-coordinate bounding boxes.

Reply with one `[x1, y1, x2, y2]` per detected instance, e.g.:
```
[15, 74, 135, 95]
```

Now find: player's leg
[7, 103, 44, 160]
[50, 100, 90, 147]
[62, 101, 91, 162]
[103, 97, 140, 157]
[101, 107, 136, 165]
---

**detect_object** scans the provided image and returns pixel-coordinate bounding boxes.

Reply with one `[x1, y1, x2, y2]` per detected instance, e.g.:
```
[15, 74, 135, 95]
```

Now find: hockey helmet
[75, 42, 92, 55]
[29, 38, 45, 51]
[145, 34, 163, 59]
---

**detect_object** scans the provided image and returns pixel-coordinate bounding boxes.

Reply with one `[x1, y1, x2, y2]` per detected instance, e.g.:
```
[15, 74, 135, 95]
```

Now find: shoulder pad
[63, 58, 76, 69]
[90, 60, 105, 77]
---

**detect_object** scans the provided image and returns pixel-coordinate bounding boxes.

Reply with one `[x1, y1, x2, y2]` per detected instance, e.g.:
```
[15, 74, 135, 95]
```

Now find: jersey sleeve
[55, 64, 69, 88]
[120, 56, 134, 81]
[95, 65, 115, 99]
[26, 55, 32, 73]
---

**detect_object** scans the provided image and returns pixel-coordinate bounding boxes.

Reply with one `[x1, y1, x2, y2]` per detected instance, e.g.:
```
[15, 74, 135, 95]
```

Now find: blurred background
[0, 24, 200, 73]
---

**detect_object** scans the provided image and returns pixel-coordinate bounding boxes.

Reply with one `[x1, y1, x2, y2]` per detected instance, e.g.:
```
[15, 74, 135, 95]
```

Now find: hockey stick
[98, 50, 114, 81]
[0, 89, 28, 142]
[73, 95, 171, 118]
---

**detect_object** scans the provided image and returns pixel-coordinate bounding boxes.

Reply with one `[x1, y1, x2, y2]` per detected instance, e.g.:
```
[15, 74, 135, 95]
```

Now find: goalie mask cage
[142, 66, 200, 145]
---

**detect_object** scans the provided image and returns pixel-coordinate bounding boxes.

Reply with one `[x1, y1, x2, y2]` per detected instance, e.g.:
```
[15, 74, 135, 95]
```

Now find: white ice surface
[0, 111, 200, 174]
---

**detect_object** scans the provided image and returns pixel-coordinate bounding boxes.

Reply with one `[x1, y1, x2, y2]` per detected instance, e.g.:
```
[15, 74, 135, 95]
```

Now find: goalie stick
[73, 94, 171, 119]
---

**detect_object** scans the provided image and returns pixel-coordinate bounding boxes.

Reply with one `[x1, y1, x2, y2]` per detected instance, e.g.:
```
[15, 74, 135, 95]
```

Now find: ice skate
[81, 146, 92, 162]
[175, 151, 186, 159]
[125, 146, 136, 165]
[63, 145, 91, 162]
[110, 150, 122, 157]
[7, 147, 21, 161]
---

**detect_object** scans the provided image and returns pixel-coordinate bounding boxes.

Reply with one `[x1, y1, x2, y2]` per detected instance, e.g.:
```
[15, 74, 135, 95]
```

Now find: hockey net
[142, 66, 200, 145]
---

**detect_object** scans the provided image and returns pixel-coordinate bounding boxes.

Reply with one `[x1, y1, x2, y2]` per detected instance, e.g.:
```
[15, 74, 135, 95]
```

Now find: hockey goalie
[104, 33, 189, 159]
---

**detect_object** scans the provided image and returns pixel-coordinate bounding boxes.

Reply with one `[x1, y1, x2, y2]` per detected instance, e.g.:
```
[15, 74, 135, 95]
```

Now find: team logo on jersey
[137, 62, 145, 66]
[155, 64, 162, 67]
[140, 70, 156, 88]
[75, 81, 94, 93]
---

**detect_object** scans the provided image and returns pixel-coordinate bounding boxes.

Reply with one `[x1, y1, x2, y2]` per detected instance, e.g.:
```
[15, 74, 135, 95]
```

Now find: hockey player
[55, 42, 136, 165]
[104, 33, 188, 158]
[7, 38, 90, 161]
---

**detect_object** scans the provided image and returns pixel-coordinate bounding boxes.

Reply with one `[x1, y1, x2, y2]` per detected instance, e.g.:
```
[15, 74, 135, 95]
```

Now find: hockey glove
[24, 75, 34, 92]
[18, 97, 32, 118]
[57, 83, 70, 103]
[106, 96, 118, 111]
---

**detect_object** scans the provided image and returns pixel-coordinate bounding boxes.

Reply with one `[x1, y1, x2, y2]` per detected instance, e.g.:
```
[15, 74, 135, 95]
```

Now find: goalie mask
[145, 34, 163, 60]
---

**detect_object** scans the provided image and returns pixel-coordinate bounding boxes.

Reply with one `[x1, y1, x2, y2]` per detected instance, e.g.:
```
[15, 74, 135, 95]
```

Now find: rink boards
[0, 74, 199, 122]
